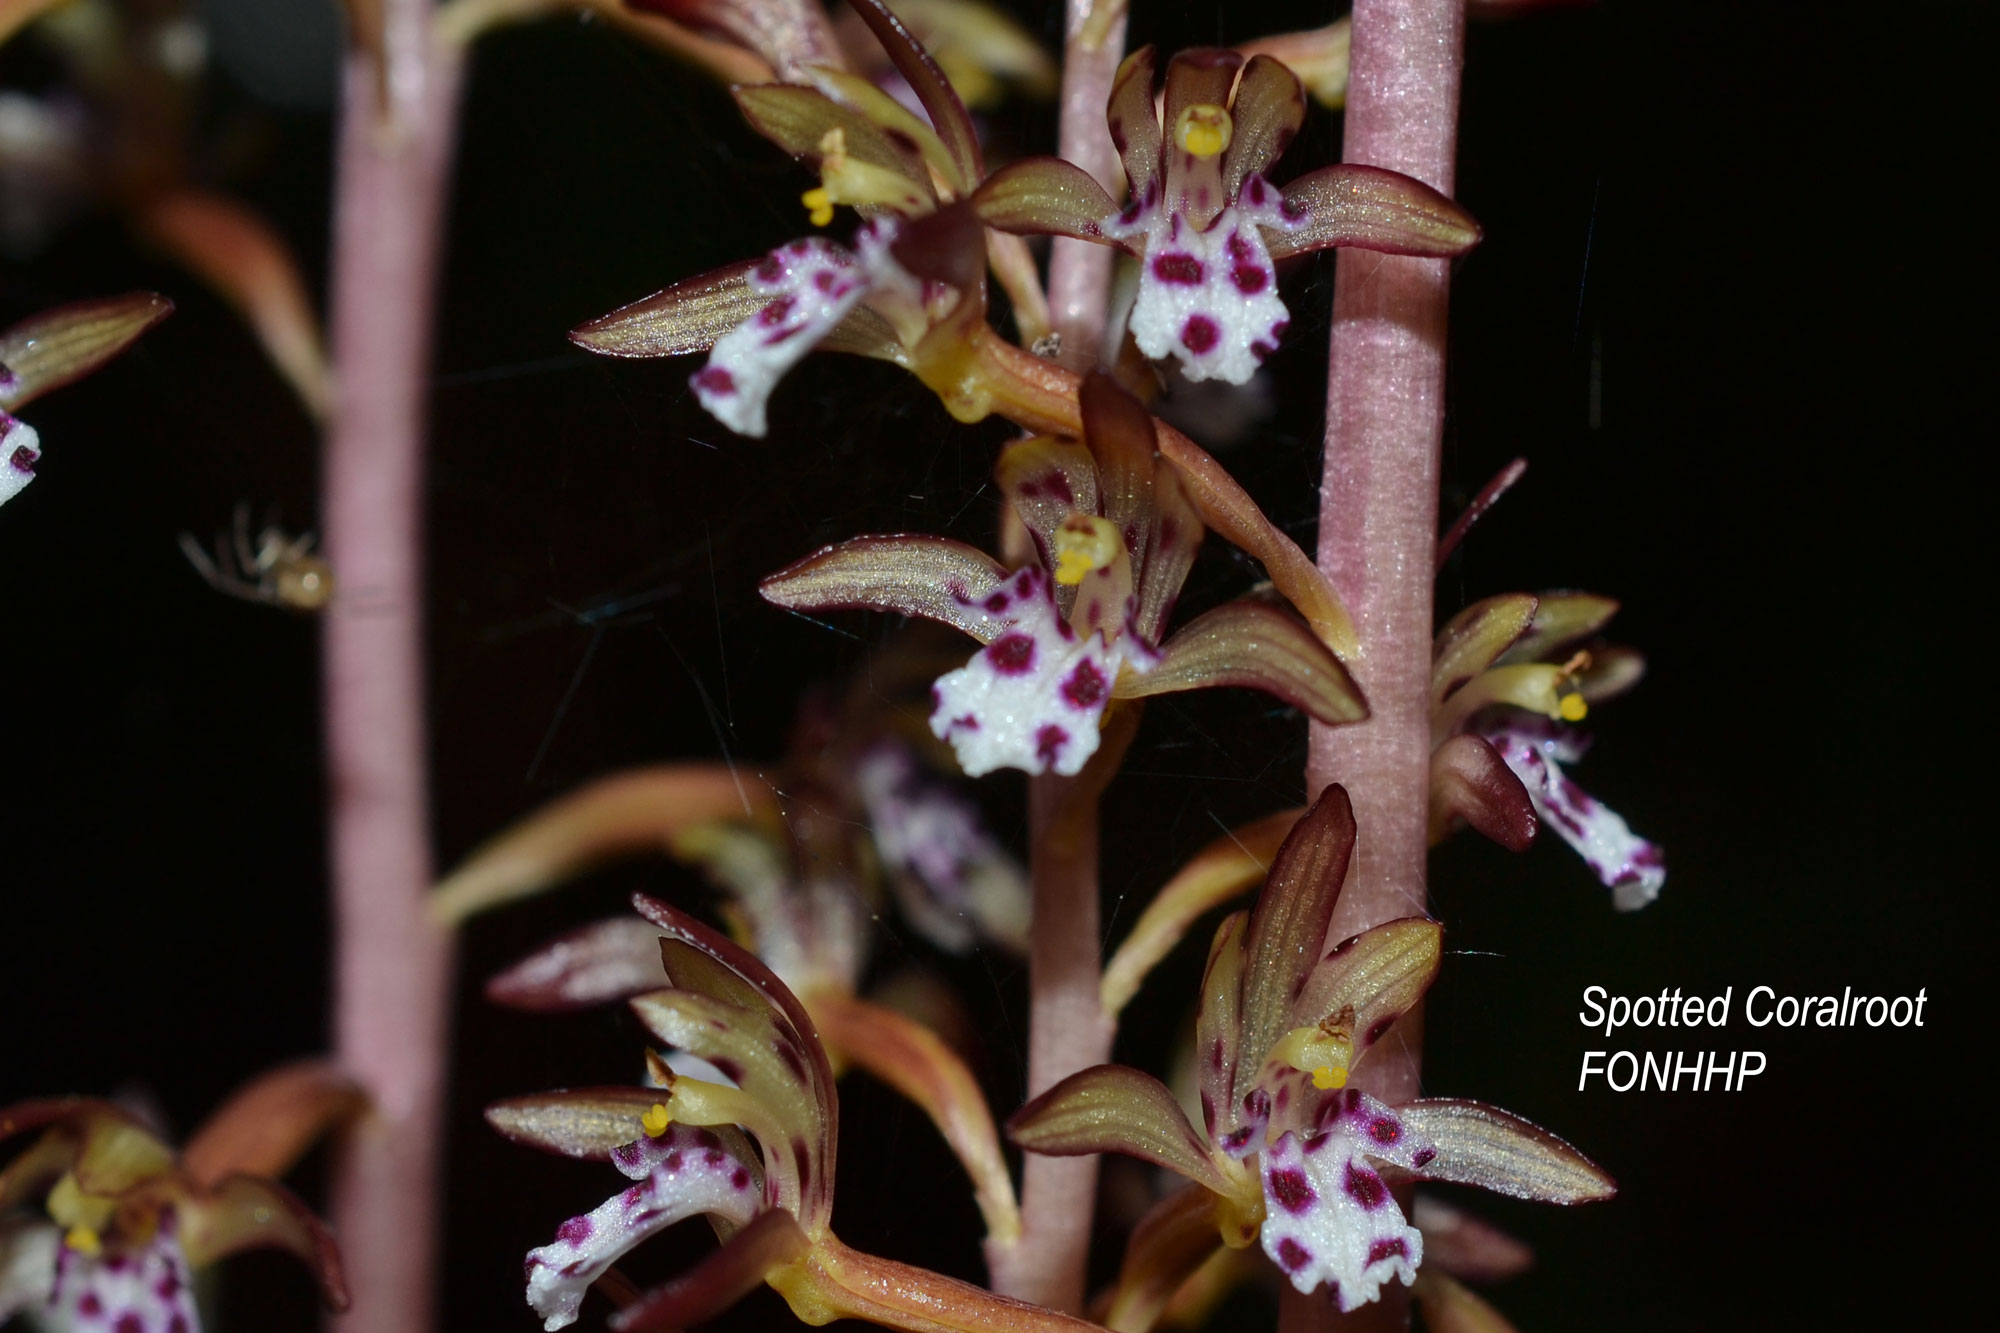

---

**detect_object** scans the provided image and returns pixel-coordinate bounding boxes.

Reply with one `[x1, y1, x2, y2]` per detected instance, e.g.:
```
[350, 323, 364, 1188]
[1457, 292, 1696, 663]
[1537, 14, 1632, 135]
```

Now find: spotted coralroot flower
[972, 47, 1481, 382]
[761, 372, 1366, 777]
[0, 1065, 358, 1331]
[852, 741, 1030, 952]
[0, 293, 172, 509]
[572, 0, 1009, 438]
[491, 895, 1091, 1333]
[1428, 591, 1665, 909]
[1010, 788, 1614, 1323]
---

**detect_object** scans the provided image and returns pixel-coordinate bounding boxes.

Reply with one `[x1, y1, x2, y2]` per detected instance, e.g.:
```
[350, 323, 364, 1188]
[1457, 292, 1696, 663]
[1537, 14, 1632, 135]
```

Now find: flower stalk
[322, 2, 464, 1330]
[991, 708, 1134, 1309]
[1045, 0, 1128, 368]
[1302, 0, 1467, 1327]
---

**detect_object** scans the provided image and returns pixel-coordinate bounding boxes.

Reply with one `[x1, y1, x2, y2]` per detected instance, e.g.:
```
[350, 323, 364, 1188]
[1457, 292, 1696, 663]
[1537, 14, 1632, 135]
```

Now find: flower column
[1307, 0, 1465, 1324]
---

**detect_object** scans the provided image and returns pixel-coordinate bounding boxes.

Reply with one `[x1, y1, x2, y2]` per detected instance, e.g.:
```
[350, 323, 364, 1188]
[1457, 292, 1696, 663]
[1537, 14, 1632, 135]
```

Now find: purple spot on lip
[8, 445, 34, 473]
[558, 1216, 593, 1244]
[1232, 265, 1269, 294]
[1035, 724, 1069, 765]
[1152, 253, 1205, 285]
[755, 256, 784, 282]
[1276, 1237, 1312, 1271]
[1368, 1117, 1401, 1145]
[1367, 1237, 1408, 1265]
[731, 1167, 750, 1190]
[989, 633, 1036, 674]
[1181, 315, 1220, 354]
[1411, 1146, 1436, 1169]
[1062, 659, 1108, 708]
[1344, 1161, 1388, 1210]
[1268, 1167, 1316, 1214]
[759, 295, 796, 326]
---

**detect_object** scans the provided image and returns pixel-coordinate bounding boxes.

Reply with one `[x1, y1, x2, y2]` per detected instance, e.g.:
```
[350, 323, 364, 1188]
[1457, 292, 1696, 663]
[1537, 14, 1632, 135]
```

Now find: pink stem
[990, 704, 1136, 1310]
[1044, 0, 1128, 369]
[323, 6, 463, 1331]
[988, 770, 1115, 1311]
[1300, 0, 1465, 1326]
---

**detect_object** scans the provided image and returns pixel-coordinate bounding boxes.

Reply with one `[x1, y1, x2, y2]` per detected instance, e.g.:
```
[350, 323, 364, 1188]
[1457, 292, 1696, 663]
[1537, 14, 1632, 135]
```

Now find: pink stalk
[989, 770, 1118, 1311]
[1044, 0, 1128, 369]
[322, 4, 463, 1331]
[1294, 1, 1465, 1329]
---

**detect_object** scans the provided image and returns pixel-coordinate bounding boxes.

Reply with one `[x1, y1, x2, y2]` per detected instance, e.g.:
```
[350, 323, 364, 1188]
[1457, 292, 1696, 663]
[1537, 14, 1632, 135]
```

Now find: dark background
[2, 1, 1983, 1329]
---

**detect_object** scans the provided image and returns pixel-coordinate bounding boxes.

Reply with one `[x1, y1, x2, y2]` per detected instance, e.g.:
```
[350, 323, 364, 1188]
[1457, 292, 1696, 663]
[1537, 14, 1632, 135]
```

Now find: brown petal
[1497, 592, 1620, 665]
[1290, 917, 1442, 1051]
[890, 200, 987, 293]
[758, 535, 1009, 641]
[138, 191, 329, 419]
[1270, 164, 1482, 260]
[734, 84, 934, 197]
[1221, 55, 1305, 199]
[568, 261, 762, 359]
[804, 67, 962, 189]
[484, 1087, 662, 1160]
[1578, 645, 1645, 703]
[1120, 601, 1367, 726]
[612, 1208, 811, 1331]
[180, 1062, 366, 1186]
[1107, 46, 1163, 201]
[1101, 809, 1303, 1016]
[1193, 912, 1249, 1140]
[0, 293, 173, 411]
[629, 989, 822, 1142]
[1079, 371, 1157, 567]
[630, 895, 838, 1221]
[1154, 423, 1358, 658]
[430, 765, 762, 925]
[1236, 787, 1357, 1090]
[166, 1174, 348, 1309]
[628, 0, 841, 82]
[817, 304, 910, 362]
[1009, 1066, 1232, 1195]
[972, 158, 1121, 242]
[1133, 462, 1202, 644]
[845, 0, 983, 192]
[1399, 1099, 1616, 1203]
[1433, 594, 1539, 706]
[1428, 735, 1538, 852]
[1100, 1185, 1226, 1333]
[70, 1115, 175, 1195]
[486, 916, 670, 1012]
[812, 991, 1018, 1246]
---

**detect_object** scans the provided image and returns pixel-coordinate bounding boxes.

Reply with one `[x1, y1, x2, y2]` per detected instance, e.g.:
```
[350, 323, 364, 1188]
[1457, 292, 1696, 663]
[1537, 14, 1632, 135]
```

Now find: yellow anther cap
[1052, 515, 1122, 587]
[642, 1102, 673, 1137]
[1173, 104, 1233, 159]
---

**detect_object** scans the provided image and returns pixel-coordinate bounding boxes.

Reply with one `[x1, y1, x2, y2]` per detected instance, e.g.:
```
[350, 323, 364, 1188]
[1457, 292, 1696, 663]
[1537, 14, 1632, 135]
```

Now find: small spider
[179, 503, 334, 612]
